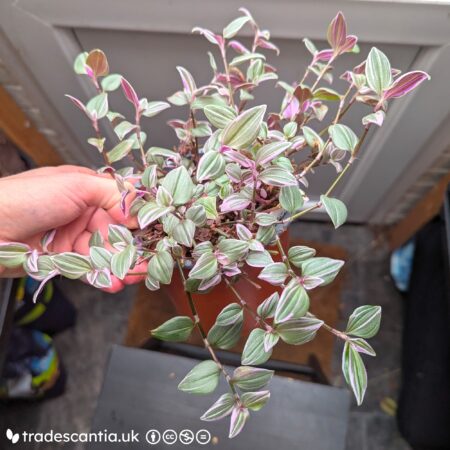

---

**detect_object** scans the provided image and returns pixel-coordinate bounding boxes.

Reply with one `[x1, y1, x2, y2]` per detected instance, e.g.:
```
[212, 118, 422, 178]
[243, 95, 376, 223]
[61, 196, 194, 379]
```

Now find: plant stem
[224, 279, 271, 331]
[324, 161, 352, 197]
[282, 203, 320, 224]
[275, 235, 295, 276]
[190, 110, 199, 161]
[351, 126, 370, 159]
[299, 66, 311, 86]
[322, 321, 349, 341]
[298, 83, 354, 179]
[135, 125, 148, 168]
[175, 260, 239, 397]
[286, 124, 372, 224]
[220, 45, 235, 108]
[310, 59, 334, 91]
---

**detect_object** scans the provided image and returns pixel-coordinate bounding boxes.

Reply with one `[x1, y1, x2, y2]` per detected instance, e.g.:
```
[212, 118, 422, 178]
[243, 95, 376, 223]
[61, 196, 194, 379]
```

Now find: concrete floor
[0, 222, 410, 449]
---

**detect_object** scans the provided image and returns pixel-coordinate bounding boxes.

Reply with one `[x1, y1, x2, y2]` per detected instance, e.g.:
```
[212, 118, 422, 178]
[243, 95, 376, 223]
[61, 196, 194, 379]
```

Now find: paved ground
[0, 222, 410, 449]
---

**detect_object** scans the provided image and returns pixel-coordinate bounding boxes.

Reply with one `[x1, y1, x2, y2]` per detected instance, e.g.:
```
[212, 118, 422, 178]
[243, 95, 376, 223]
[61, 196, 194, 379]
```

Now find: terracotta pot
[162, 231, 289, 334]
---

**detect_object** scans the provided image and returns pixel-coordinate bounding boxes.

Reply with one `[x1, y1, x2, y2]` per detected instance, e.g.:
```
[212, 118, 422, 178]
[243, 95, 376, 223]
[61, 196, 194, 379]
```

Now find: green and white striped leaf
[101, 74, 122, 91]
[89, 246, 112, 270]
[162, 166, 195, 206]
[189, 253, 218, 280]
[242, 328, 272, 365]
[73, 51, 88, 74]
[27, 255, 55, 280]
[232, 366, 274, 391]
[259, 167, 297, 187]
[107, 139, 134, 163]
[151, 316, 194, 342]
[216, 303, 243, 326]
[254, 213, 277, 227]
[108, 224, 133, 250]
[0, 242, 29, 268]
[86, 93, 108, 119]
[138, 202, 174, 228]
[301, 257, 344, 286]
[256, 292, 279, 319]
[195, 196, 218, 219]
[288, 245, 316, 267]
[52, 253, 92, 280]
[221, 105, 266, 150]
[114, 121, 136, 140]
[255, 141, 291, 166]
[207, 320, 243, 350]
[303, 126, 324, 149]
[241, 391, 270, 411]
[229, 406, 249, 439]
[263, 331, 280, 352]
[186, 205, 207, 227]
[223, 16, 250, 39]
[111, 244, 136, 280]
[329, 124, 358, 152]
[172, 219, 196, 247]
[280, 186, 304, 213]
[176, 66, 197, 100]
[89, 230, 104, 248]
[141, 165, 158, 189]
[276, 316, 323, 345]
[145, 275, 160, 291]
[346, 305, 381, 338]
[230, 53, 265, 67]
[342, 341, 367, 405]
[178, 360, 220, 395]
[148, 250, 173, 284]
[313, 87, 341, 101]
[204, 105, 237, 129]
[255, 225, 276, 246]
[258, 262, 288, 286]
[321, 195, 348, 228]
[362, 111, 385, 127]
[156, 186, 173, 207]
[197, 151, 226, 182]
[365, 47, 393, 95]
[349, 337, 376, 356]
[201, 394, 235, 421]
[217, 239, 249, 263]
[161, 166, 194, 206]
[275, 279, 310, 324]
[142, 101, 170, 117]
[192, 241, 213, 258]
[245, 250, 274, 267]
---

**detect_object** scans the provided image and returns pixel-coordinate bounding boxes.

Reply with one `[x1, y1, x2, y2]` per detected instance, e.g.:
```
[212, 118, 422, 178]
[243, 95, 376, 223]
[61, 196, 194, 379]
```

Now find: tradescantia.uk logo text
[5, 429, 139, 444]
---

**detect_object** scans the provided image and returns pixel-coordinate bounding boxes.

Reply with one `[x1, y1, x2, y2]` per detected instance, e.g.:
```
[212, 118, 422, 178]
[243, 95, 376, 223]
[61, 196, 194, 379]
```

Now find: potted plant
[0, 9, 429, 438]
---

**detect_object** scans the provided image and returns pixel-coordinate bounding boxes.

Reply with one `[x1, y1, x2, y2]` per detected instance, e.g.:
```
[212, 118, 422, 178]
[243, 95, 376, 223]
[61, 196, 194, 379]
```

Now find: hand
[0, 165, 146, 292]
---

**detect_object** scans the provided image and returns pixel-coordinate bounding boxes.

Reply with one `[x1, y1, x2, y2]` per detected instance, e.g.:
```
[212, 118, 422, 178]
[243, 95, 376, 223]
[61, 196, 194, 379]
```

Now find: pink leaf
[228, 40, 249, 54]
[301, 276, 324, 290]
[220, 194, 251, 213]
[221, 147, 254, 169]
[121, 77, 140, 109]
[256, 39, 280, 55]
[65, 94, 88, 114]
[313, 49, 334, 63]
[192, 27, 223, 47]
[340, 35, 358, 53]
[383, 71, 430, 100]
[282, 97, 299, 120]
[198, 273, 222, 291]
[327, 11, 347, 50]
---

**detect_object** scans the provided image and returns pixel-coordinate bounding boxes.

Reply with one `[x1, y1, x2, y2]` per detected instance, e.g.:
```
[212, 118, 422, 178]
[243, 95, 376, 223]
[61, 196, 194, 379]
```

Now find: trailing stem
[175, 259, 239, 399]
